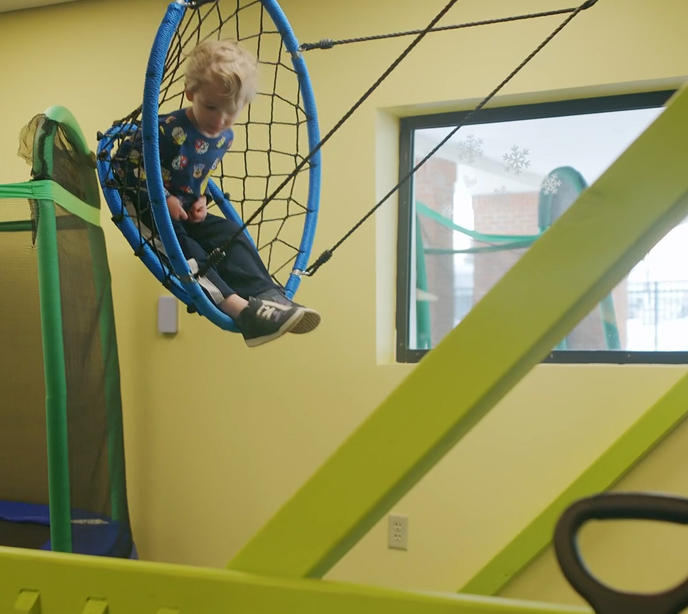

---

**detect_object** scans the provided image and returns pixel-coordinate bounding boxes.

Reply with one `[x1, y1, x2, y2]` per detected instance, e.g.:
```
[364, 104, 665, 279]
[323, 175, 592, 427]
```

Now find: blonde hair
[184, 39, 259, 113]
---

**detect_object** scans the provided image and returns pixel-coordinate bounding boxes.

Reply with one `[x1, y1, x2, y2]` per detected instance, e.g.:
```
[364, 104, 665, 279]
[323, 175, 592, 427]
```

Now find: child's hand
[166, 195, 188, 221]
[187, 196, 208, 224]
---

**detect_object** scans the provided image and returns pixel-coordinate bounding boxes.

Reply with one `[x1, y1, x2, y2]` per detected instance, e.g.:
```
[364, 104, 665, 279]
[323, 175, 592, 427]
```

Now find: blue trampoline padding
[0, 500, 51, 525]
[0, 500, 133, 557]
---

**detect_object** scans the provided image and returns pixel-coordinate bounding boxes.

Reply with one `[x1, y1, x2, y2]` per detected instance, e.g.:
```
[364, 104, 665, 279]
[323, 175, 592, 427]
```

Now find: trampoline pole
[36, 195, 73, 553]
[36, 110, 73, 553]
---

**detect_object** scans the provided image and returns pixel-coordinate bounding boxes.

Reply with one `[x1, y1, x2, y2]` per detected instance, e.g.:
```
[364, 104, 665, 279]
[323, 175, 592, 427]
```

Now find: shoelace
[256, 304, 279, 321]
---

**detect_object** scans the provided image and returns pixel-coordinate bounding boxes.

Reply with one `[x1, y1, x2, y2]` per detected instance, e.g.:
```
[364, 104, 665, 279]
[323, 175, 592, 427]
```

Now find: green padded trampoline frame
[0, 106, 126, 554]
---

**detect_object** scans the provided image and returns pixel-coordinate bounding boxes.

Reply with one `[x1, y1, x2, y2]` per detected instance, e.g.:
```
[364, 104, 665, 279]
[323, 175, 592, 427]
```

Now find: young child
[115, 39, 320, 347]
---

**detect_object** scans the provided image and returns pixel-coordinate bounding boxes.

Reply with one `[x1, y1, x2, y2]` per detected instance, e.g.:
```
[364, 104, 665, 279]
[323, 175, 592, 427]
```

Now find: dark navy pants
[172, 213, 277, 303]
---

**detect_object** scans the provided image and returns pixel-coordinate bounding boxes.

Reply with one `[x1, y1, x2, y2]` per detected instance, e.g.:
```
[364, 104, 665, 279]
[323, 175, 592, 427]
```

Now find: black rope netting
[97, 0, 315, 295]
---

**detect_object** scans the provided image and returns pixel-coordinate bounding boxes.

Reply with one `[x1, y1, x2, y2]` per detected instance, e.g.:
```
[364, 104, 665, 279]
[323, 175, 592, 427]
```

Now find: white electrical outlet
[388, 513, 408, 550]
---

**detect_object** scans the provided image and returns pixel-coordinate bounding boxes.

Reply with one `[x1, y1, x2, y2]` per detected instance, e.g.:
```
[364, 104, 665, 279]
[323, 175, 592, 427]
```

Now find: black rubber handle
[554, 492, 688, 614]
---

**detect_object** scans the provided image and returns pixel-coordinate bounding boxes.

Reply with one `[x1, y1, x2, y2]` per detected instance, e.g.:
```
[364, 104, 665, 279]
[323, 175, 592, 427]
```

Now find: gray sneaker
[235, 296, 305, 347]
[257, 288, 321, 334]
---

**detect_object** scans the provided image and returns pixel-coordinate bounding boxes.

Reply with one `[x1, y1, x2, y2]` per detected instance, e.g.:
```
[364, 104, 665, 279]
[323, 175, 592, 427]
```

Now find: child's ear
[185, 90, 194, 102]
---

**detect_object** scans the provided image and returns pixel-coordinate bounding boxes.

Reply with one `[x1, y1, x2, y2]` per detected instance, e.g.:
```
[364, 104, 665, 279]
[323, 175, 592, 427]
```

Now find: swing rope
[299, 4, 596, 52]
[199, 0, 600, 279]
[198, 0, 463, 277]
[305, 0, 600, 276]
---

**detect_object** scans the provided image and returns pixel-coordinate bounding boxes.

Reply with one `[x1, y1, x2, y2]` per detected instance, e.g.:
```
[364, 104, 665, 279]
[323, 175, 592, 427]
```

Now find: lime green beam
[0, 546, 590, 614]
[227, 84, 688, 579]
[459, 368, 688, 596]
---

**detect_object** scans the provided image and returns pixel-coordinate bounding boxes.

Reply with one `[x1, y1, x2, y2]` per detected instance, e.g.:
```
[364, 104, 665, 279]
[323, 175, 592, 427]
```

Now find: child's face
[186, 81, 241, 138]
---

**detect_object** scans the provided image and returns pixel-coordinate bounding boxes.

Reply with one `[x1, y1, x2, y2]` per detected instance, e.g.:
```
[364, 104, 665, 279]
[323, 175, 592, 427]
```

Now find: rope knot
[305, 250, 333, 276]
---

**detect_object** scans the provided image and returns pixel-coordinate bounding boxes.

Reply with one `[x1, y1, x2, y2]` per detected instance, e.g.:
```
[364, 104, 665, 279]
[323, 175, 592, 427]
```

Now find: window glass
[398, 92, 688, 361]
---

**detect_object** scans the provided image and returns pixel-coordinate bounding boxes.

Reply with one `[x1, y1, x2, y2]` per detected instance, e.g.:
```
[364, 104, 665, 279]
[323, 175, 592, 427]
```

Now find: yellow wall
[1, 0, 688, 605]
[500, 415, 688, 606]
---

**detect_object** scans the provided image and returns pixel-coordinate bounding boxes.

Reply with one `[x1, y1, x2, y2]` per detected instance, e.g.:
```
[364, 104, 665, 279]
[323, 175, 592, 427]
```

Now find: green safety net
[0, 109, 133, 557]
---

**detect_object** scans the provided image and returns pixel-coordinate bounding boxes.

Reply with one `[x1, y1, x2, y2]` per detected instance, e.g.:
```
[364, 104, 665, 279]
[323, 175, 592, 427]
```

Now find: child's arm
[166, 194, 188, 221]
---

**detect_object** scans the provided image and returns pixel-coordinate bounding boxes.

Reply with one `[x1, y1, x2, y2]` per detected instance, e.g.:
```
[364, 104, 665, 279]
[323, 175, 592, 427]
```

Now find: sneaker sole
[259, 298, 321, 335]
[289, 309, 321, 334]
[244, 307, 306, 348]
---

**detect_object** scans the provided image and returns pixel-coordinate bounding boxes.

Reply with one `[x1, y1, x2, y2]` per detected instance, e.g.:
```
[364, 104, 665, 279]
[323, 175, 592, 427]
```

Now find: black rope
[299, 3, 596, 52]
[305, 0, 601, 276]
[197, 0, 462, 278]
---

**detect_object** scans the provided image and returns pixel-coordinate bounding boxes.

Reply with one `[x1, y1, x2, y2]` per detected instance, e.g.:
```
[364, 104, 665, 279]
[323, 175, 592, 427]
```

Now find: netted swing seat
[96, 0, 321, 333]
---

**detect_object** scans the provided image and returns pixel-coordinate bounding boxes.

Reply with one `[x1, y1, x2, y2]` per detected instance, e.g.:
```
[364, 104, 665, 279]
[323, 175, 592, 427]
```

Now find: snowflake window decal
[503, 145, 531, 176]
[541, 173, 563, 195]
[458, 135, 484, 164]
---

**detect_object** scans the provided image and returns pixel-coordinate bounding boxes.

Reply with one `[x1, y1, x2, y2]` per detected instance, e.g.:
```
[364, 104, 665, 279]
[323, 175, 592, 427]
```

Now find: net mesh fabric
[1, 114, 133, 557]
[99, 0, 313, 292]
[0, 204, 47, 514]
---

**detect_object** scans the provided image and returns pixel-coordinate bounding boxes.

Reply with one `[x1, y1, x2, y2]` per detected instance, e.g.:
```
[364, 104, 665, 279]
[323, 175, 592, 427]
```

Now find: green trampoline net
[0, 112, 133, 557]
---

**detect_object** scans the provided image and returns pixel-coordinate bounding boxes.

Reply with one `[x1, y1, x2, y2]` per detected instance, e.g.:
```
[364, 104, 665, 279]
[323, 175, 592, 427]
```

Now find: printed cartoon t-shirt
[159, 109, 233, 206]
[115, 108, 233, 208]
